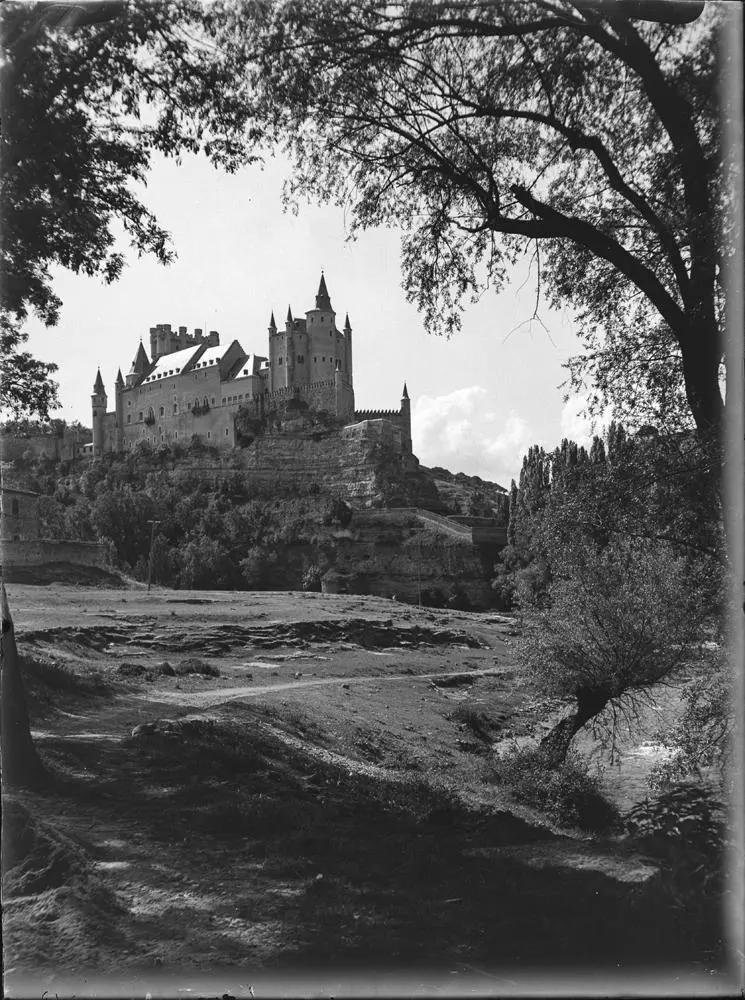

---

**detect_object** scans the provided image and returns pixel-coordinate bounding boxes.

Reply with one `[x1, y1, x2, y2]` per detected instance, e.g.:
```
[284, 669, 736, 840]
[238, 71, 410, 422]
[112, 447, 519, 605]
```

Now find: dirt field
[2, 583, 729, 995]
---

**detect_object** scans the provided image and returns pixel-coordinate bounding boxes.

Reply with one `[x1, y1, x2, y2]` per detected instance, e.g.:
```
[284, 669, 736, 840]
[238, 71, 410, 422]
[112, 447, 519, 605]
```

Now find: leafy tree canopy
[0, 0, 250, 416]
[193, 0, 725, 440]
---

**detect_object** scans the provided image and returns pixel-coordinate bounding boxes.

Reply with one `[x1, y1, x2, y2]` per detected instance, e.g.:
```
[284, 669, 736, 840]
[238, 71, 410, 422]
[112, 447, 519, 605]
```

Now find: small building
[1, 487, 41, 541]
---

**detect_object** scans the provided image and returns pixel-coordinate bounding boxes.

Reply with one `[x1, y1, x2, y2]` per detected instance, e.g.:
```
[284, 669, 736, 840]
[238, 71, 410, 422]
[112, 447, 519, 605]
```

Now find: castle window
[314, 357, 317, 363]
[174, 432, 178, 439]
[127, 415, 131, 424]
[139, 411, 143, 420]
[207, 432, 211, 439]
[127, 400, 131, 407]
[278, 357, 283, 365]
[211, 397, 215, 405]
[322, 356, 326, 362]
[11, 498, 19, 516]
[225, 428, 229, 436]
[187, 401, 191, 410]
[159, 406, 165, 416]
[243, 369, 248, 375]
[173, 404, 178, 414]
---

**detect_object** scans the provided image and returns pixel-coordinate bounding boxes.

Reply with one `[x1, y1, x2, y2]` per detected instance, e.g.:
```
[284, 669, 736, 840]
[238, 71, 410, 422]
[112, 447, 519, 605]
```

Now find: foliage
[493, 744, 619, 832]
[194, 0, 725, 440]
[624, 782, 727, 942]
[518, 535, 713, 765]
[498, 422, 723, 612]
[0, 318, 59, 419]
[650, 655, 733, 786]
[0, 0, 252, 416]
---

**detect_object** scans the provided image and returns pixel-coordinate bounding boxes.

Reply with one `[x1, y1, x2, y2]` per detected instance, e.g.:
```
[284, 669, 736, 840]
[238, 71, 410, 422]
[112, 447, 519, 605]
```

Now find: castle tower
[401, 382, 412, 454]
[91, 369, 107, 457]
[284, 305, 295, 390]
[114, 368, 124, 453]
[305, 272, 337, 384]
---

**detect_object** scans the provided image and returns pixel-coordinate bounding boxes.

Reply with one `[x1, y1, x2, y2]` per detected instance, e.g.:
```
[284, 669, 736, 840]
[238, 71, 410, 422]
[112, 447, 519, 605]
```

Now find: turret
[126, 341, 150, 387]
[343, 312, 353, 377]
[91, 369, 107, 457]
[400, 382, 412, 454]
[114, 368, 125, 453]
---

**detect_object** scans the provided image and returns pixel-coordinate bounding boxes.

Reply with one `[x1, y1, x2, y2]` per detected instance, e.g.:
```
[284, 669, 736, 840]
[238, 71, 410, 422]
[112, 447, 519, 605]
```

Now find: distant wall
[1, 539, 110, 569]
[1, 430, 91, 464]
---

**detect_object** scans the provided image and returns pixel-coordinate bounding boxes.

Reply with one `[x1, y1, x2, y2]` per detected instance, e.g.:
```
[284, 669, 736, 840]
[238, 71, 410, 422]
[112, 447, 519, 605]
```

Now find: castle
[91, 274, 413, 457]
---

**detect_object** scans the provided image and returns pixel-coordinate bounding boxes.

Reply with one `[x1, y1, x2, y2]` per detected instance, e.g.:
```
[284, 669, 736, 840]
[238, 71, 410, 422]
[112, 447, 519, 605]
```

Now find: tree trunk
[539, 688, 611, 769]
[1, 582, 45, 789]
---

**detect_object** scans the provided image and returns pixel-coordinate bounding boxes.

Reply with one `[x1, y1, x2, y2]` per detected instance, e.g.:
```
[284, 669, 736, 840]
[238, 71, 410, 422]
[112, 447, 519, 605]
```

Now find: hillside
[4, 433, 509, 607]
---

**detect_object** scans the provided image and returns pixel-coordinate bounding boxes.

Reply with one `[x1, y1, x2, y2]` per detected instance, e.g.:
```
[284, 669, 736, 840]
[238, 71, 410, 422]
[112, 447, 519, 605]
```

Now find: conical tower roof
[130, 341, 149, 373]
[344, 312, 351, 331]
[93, 369, 105, 394]
[315, 272, 332, 311]
[269, 311, 277, 329]
[115, 368, 124, 388]
[402, 382, 409, 399]
[286, 305, 293, 324]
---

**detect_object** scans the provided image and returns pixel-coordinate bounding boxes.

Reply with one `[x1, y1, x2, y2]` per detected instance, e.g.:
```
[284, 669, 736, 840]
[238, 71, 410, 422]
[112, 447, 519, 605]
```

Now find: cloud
[412, 386, 532, 486]
[559, 394, 613, 447]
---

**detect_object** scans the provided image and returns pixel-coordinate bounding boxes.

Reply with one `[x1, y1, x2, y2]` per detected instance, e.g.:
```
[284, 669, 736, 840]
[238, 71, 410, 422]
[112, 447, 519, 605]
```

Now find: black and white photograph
[1, 0, 743, 995]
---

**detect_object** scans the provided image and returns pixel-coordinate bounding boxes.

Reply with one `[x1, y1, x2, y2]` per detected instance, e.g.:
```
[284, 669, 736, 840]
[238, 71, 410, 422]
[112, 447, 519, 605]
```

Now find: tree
[518, 536, 712, 767]
[1, 583, 45, 789]
[0, 0, 248, 416]
[196, 0, 725, 445]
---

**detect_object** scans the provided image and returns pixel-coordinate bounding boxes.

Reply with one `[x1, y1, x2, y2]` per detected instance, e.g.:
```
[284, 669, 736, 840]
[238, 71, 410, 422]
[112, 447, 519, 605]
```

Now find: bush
[625, 782, 727, 947]
[450, 703, 497, 741]
[493, 745, 619, 832]
[175, 658, 220, 677]
[625, 782, 726, 867]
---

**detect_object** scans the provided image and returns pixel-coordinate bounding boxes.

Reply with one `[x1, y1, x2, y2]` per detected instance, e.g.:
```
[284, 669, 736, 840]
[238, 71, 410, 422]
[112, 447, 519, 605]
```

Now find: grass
[20, 652, 109, 699]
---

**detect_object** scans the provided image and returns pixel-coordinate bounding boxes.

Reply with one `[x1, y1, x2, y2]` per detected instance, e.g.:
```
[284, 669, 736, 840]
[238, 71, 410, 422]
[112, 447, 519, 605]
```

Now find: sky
[22, 152, 603, 488]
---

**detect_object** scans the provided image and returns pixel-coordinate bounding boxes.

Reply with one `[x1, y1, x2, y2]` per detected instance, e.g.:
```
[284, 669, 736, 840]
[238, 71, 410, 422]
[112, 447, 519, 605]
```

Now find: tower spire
[315, 272, 332, 311]
[344, 312, 351, 331]
[402, 382, 409, 399]
[269, 311, 276, 330]
[286, 305, 293, 325]
[93, 369, 105, 394]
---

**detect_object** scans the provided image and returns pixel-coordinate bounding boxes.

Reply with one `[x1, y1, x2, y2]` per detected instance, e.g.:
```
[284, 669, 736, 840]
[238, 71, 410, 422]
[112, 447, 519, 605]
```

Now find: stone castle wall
[1, 539, 110, 570]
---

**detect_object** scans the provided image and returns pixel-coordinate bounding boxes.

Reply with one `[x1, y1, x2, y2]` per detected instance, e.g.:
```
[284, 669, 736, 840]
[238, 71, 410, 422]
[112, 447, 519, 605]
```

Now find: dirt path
[137, 665, 504, 709]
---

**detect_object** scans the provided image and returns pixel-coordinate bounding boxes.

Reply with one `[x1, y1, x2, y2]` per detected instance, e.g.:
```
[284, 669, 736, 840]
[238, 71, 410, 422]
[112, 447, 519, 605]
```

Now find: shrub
[176, 658, 220, 677]
[450, 703, 497, 741]
[625, 782, 726, 868]
[625, 782, 727, 946]
[493, 744, 619, 832]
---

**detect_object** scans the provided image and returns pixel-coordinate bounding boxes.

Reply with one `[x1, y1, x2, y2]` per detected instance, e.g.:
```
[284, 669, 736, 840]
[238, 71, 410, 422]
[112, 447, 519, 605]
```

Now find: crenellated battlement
[354, 409, 403, 420]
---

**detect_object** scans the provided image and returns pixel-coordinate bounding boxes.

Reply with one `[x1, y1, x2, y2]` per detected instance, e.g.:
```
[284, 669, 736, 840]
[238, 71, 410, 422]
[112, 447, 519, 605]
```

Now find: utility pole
[416, 528, 422, 607]
[146, 519, 161, 593]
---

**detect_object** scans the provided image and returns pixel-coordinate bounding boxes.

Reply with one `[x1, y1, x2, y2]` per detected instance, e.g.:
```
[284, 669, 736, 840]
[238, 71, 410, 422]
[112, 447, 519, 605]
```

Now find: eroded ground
[2, 584, 727, 994]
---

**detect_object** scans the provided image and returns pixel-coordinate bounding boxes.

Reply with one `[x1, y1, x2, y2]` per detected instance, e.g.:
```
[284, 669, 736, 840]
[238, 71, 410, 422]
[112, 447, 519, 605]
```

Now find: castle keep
[91, 275, 413, 457]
